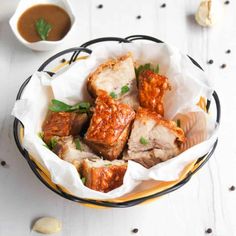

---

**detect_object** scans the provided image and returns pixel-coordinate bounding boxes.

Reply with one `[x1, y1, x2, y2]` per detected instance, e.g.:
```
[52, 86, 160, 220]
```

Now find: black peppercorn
[97, 4, 103, 9]
[221, 64, 226, 69]
[132, 228, 139, 233]
[136, 15, 141, 19]
[60, 58, 66, 63]
[224, 1, 230, 4]
[206, 228, 212, 234]
[161, 3, 166, 8]
[229, 185, 235, 191]
[207, 59, 214, 64]
[1, 161, 6, 166]
[226, 49, 231, 54]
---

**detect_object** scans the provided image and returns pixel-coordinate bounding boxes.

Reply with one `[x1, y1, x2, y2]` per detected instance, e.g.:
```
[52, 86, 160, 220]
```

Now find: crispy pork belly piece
[53, 136, 98, 170]
[81, 159, 127, 192]
[42, 111, 88, 144]
[70, 113, 89, 136]
[86, 125, 131, 161]
[124, 148, 180, 168]
[138, 70, 170, 116]
[118, 91, 140, 111]
[85, 93, 135, 160]
[124, 108, 185, 168]
[87, 53, 138, 107]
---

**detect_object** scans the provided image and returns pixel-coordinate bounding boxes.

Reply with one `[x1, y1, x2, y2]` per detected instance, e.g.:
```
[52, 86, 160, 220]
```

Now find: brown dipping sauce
[17, 4, 71, 42]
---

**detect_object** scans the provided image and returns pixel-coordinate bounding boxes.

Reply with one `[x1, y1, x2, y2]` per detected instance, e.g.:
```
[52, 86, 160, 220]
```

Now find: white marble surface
[0, 0, 236, 235]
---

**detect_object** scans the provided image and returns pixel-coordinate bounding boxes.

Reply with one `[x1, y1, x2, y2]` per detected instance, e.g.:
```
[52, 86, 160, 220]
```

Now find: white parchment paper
[12, 42, 218, 200]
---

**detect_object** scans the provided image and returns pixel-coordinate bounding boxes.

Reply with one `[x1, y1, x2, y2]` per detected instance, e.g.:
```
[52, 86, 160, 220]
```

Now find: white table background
[1, 0, 236, 235]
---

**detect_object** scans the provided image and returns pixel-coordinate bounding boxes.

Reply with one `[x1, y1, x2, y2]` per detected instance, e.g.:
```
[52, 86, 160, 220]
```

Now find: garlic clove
[195, 0, 222, 27]
[32, 217, 62, 234]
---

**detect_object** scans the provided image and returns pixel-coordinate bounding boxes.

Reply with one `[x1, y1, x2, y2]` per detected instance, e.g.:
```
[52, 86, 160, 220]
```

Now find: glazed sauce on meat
[138, 70, 170, 116]
[17, 4, 71, 42]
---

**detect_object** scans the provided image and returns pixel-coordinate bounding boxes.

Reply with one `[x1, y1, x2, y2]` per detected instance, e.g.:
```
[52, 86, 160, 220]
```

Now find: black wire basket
[13, 35, 221, 208]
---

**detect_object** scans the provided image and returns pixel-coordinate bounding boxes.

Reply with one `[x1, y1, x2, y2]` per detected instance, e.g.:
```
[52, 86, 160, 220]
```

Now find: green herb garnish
[50, 137, 58, 149]
[176, 119, 181, 128]
[74, 138, 82, 151]
[121, 85, 130, 95]
[49, 99, 90, 113]
[43, 144, 50, 149]
[38, 132, 44, 139]
[42, 137, 57, 150]
[72, 102, 91, 113]
[140, 136, 149, 145]
[110, 91, 117, 99]
[104, 163, 112, 167]
[81, 177, 86, 184]
[35, 18, 52, 40]
[155, 64, 159, 74]
[135, 63, 160, 78]
[49, 99, 72, 112]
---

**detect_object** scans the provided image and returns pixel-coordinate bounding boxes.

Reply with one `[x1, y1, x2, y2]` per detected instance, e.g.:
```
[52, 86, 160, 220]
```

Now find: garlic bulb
[195, 0, 221, 27]
[32, 217, 62, 234]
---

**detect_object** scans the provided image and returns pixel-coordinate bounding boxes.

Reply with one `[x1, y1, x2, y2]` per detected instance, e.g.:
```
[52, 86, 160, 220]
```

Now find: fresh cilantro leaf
[121, 85, 130, 95]
[104, 163, 112, 167]
[74, 138, 82, 151]
[50, 137, 58, 149]
[143, 63, 151, 71]
[38, 132, 44, 139]
[35, 18, 52, 40]
[49, 99, 90, 113]
[135, 63, 160, 78]
[110, 91, 117, 99]
[71, 102, 90, 113]
[140, 136, 149, 145]
[154, 64, 159, 74]
[81, 177, 86, 184]
[43, 144, 50, 149]
[42, 137, 57, 150]
[49, 99, 72, 112]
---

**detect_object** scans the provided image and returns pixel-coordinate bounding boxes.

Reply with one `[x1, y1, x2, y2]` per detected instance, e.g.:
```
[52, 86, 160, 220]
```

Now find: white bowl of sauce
[9, 0, 76, 51]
